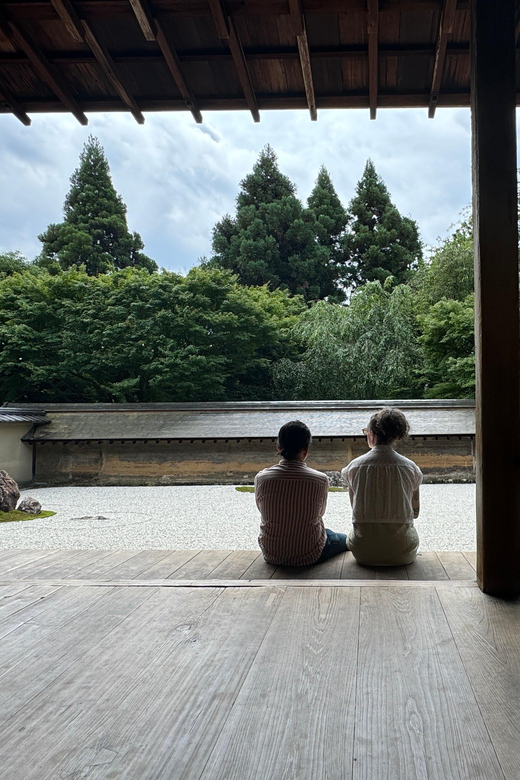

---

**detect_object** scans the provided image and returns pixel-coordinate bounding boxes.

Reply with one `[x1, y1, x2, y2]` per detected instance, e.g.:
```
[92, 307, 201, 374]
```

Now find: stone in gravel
[0, 470, 20, 512]
[70, 515, 110, 521]
[17, 497, 42, 515]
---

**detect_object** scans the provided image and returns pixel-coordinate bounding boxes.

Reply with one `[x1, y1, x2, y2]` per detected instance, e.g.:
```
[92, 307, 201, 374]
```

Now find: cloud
[0, 105, 478, 271]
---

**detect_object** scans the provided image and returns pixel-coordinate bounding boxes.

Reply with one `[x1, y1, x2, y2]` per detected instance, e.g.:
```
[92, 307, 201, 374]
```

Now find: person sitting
[255, 420, 348, 567]
[342, 407, 422, 566]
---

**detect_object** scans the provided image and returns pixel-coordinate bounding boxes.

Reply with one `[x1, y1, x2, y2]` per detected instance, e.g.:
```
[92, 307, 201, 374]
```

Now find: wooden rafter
[127, 0, 202, 123]
[208, 0, 260, 122]
[367, 0, 378, 119]
[0, 7, 88, 125]
[429, 0, 457, 118]
[0, 76, 30, 124]
[50, 0, 144, 123]
[289, 0, 317, 120]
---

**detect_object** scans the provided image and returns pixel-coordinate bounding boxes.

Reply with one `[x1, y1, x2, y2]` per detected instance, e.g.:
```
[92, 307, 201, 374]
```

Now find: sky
[0, 106, 475, 273]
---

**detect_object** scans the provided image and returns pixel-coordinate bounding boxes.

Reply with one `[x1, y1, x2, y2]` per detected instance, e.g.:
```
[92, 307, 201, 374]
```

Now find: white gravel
[0, 484, 476, 551]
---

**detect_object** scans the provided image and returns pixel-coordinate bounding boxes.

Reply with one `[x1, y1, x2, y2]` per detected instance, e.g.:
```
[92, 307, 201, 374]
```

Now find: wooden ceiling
[0, 1, 516, 126]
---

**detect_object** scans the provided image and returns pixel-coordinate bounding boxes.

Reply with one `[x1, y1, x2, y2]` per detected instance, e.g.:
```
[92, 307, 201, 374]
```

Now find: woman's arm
[412, 488, 420, 519]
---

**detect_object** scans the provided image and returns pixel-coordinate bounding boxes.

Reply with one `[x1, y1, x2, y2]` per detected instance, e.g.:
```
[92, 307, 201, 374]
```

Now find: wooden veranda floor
[1, 549, 519, 779]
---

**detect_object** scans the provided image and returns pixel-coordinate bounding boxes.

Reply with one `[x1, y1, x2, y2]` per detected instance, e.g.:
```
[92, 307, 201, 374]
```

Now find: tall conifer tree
[38, 136, 157, 275]
[343, 160, 422, 289]
[208, 146, 342, 302]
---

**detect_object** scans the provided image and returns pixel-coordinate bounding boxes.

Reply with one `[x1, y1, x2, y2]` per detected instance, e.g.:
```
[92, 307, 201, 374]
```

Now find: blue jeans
[315, 528, 348, 564]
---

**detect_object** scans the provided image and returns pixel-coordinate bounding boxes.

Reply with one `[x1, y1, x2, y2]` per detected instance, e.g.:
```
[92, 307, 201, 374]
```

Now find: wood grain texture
[0, 586, 222, 778]
[354, 587, 505, 779]
[438, 587, 520, 780]
[0, 549, 59, 575]
[463, 550, 477, 570]
[239, 555, 278, 579]
[167, 549, 232, 579]
[200, 587, 359, 779]
[407, 551, 449, 580]
[208, 549, 260, 578]
[0, 584, 61, 629]
[132, 549, 199, 579]
[21, 587, 281, 780]
[92, 549, 172, 579]
[341, 552, 377, 579]
[437, 551, 476, 580]
[305, 550, 347, 579]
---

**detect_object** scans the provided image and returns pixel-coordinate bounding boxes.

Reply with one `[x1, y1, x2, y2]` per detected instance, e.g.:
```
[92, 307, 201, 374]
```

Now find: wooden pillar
[471, 0, 520, 596]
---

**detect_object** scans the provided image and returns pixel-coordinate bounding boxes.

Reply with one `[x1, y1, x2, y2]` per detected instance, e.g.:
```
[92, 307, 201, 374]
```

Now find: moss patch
[0, 510, 56, 524]
[235, 486, 347, 494]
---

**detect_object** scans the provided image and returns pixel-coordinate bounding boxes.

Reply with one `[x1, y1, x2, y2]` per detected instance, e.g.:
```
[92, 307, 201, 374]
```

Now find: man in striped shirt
[255, 420, 348, 567]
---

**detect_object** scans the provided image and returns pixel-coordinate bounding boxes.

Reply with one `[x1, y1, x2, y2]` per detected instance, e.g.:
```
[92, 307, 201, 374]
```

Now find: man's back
[255, 459, 328, 566]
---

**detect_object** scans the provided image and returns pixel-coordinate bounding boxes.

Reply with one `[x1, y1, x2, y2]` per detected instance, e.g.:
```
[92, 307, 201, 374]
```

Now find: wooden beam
[0, 8, 88, 124]
[128, 0, 156, 41]
[0, 77, 31, 124]
[208, 0, 260, 122]
[82, 21, 144, 122]
[50, 0, 144, 123]
[289, 0, 317, 120]
[155, 18, 203, 123]
[367, 0, 378, 119]
[471, 0, 520, 597]
[126, 0, 202, 123]
[50, 0, 84, 42]
[429, 0, 457, 118]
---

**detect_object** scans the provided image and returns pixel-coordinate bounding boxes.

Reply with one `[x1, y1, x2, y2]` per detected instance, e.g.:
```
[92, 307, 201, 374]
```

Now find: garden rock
[0, 470, 20, 512]
[17, 497, 42, 515]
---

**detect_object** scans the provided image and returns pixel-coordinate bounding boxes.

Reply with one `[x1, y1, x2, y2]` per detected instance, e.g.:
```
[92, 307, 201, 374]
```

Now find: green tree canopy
[273, 280, 422, 400]
[415, 217, 473, 308]
[0, 251, 30, 278]
[207, 146, 344, 303]
[343, 160, 422, 290]
[0, 266, 302, 403]
[419, 294, 475, 398]
[37, 136, 157, 276]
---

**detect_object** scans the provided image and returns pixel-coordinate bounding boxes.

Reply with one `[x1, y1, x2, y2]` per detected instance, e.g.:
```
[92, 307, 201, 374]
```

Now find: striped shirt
[255, 459, 328, 566]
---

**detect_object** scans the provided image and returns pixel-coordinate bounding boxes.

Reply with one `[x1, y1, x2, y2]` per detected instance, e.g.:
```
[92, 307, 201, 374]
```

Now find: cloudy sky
[0, 106, 474, 273]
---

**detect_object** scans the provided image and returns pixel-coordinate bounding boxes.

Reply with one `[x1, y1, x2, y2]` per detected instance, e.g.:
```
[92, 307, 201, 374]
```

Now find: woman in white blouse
[342, 408, 422, 566]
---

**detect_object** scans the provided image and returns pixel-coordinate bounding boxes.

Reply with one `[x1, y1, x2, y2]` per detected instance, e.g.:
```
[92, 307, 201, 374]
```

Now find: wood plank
[271, 563, 312, 579]
[11, 587, 281, 780]
[92, 550, 172, 579]
[354, 587, 506, 779]
[0, 76, 31, 124]
[239, 555, 278, 579]
[463, 551, 477, 571]
[341, 552, 377, 579]
[0, 586, 212, 773]
[166, 549, 232, 579]
[0, 584, 61, 629]
[5, 550, 104, 580]
[0, 550, 81, 579]
[200, 587, 359, 779]
[367, 0, 379, 118]
[132, 549, 199, 579]
[305, 550, 347, 579]
[71, 550, 140, 579]
[209, 550, 261, 579]
[0, 549, 57, 574]
[437, 551, 476, 580]
[0, 586, 115, 677]
[407, 551, 449, 580]
[375, 564, 409, 580]
[438, 587, 520, 780]
[0, 587, 157, 732]
[471, 0, 520, 596]
[289, 0, 317, 119]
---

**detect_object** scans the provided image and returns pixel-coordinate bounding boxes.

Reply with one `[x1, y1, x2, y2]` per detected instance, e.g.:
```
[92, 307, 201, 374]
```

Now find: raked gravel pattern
[0, 484, 476, 551]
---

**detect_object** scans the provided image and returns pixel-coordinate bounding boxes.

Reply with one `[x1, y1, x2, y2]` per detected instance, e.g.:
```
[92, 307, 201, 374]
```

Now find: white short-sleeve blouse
[342, 444, 423, 524]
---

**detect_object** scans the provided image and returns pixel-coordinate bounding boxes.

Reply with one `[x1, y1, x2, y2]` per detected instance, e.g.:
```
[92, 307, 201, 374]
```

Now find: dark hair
[368, 407, 409, 445]
[277, 420, 311, 460]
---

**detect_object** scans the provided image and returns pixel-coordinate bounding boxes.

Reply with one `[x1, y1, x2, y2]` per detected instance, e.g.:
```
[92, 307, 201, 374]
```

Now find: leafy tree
[415, 217, 473, 307]
[343, 160, 422, 290]
[37, 136, 157, 276]
[0, 266, 302, 403]
[273, 280, 422, 399]
[419, 294, 475, 398]
[207, 146, 343, 303]
[306, 166, 348, 300]
[0, 251, 29, 278]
